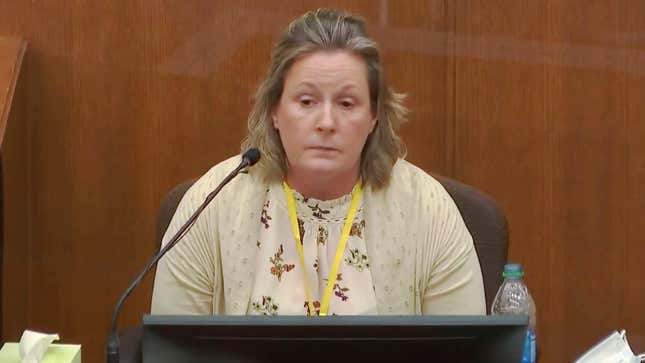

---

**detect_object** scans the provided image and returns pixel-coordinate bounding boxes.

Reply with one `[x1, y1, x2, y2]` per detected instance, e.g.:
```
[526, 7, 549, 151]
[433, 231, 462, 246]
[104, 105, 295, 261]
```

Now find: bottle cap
[503, 263, 524, 279]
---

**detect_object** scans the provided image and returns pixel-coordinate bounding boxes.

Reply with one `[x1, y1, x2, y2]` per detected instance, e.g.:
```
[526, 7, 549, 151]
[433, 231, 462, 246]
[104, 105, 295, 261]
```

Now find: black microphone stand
[105, 149, 260, 363]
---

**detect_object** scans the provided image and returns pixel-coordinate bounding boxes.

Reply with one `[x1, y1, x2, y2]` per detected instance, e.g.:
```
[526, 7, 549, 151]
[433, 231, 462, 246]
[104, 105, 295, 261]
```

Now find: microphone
[106, 148, 261, 363]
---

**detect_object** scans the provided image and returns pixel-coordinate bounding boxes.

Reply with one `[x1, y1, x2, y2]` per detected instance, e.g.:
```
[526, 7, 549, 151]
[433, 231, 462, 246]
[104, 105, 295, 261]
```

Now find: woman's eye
[299, 98, 314, 107]
[340, 100, 354, 108]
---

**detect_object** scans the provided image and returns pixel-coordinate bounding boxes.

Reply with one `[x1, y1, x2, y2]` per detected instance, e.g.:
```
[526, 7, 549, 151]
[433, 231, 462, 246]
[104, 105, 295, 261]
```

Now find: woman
[151, 8, 485, 316]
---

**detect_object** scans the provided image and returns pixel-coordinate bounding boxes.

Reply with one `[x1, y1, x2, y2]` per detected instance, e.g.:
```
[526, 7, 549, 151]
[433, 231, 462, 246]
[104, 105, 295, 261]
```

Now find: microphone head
[242, 148, 261, 166]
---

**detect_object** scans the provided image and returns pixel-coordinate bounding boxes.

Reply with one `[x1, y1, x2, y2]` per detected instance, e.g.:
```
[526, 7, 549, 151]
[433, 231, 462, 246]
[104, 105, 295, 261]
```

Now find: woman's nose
[315, 103, 336, 132]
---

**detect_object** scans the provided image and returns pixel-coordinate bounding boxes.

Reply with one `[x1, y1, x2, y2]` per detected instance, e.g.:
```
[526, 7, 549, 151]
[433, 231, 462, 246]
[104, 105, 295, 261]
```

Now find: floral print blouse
[249, 184, 378, 316]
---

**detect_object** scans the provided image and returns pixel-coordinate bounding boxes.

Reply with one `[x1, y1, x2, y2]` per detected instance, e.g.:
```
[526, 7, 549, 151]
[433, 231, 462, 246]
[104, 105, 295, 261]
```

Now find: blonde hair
[241, 8, 407, 189]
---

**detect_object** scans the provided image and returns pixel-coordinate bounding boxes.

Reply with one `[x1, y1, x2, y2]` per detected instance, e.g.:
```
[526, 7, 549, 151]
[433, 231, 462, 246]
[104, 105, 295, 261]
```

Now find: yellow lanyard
[283, 180, 362, 316]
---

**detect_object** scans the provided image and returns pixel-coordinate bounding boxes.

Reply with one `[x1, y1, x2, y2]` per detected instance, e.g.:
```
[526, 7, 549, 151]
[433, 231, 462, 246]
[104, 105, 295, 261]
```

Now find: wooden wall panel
[455, 1, 645, 361]
[0, 37, 25, 142]
[622, 0, 645, 352]
[548, 2, 631, 359]
[1, 37, 29, 342]
[453, 6, 554, 357]
[380, 0, 454, 175]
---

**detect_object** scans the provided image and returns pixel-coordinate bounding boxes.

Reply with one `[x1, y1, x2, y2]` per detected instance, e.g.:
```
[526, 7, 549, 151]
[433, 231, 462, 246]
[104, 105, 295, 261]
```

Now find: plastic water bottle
[491, 263, 537, 363]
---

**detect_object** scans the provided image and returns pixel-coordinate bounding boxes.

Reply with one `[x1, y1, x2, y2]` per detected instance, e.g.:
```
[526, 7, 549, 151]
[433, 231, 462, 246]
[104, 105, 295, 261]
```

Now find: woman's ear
[271, 112, 279, 130]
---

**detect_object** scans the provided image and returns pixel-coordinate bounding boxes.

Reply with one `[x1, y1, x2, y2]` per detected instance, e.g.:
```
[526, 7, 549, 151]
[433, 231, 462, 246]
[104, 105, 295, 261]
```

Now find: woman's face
[272, 50, 376, 182]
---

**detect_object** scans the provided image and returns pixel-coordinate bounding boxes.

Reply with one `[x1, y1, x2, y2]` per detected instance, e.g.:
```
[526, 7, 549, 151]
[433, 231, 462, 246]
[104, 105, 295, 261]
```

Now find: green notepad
[0, 343, 81, 363]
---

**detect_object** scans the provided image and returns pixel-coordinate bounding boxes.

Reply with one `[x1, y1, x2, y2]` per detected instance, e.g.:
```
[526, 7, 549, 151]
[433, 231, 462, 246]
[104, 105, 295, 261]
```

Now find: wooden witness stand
[0, 36, 28, 342]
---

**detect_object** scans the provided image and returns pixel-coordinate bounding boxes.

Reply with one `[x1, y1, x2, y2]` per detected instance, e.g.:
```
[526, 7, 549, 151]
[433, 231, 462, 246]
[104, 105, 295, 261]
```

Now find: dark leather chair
[432, 175, 508, 313]
[155, 175, 508, 313]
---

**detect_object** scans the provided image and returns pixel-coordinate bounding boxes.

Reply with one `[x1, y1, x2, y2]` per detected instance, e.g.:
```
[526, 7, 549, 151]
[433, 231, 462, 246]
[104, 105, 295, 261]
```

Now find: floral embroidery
[316, 225, 328, 246]
[270, 244, 295, 282]
[252, 296, 279, 315]
[345, 248, 370, 271]
[304, 300, 321, 316]
[308, 203, 330, 220]
[251, 186, 377, 317]
[332, 273, 350, 302]
[260, 200, 272, 228]
[349, 219, 365, 238]
[297, 218, 305, 243]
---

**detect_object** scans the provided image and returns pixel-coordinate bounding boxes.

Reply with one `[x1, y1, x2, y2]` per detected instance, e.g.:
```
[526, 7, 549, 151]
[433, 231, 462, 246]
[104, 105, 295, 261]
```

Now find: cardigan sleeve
[420, 177, 486, 315]
[150, 167, 223, 315]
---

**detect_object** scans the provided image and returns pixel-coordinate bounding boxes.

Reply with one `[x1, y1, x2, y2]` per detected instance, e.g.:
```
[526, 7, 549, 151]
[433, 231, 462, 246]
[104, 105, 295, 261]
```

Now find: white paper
[18, 330, 60, 363]
[575, 330, 645, 363]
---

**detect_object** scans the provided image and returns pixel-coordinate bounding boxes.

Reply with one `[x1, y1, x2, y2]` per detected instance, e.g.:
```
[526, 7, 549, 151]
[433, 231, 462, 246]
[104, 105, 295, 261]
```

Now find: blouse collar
[280, 183, 362, 222]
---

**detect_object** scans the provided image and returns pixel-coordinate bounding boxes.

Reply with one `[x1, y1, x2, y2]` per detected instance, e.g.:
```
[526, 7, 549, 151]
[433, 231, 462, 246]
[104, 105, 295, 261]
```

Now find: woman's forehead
[284, 50, 369, 91]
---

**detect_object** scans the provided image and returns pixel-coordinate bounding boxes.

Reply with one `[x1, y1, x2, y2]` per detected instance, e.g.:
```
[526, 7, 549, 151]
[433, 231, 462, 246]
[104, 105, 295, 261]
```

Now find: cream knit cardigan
[151, 156, 486, 315]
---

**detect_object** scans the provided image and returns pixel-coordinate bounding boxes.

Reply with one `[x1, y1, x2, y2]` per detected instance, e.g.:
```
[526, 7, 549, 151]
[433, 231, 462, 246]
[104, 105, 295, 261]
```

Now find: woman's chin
[297, 161, 349, 177]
